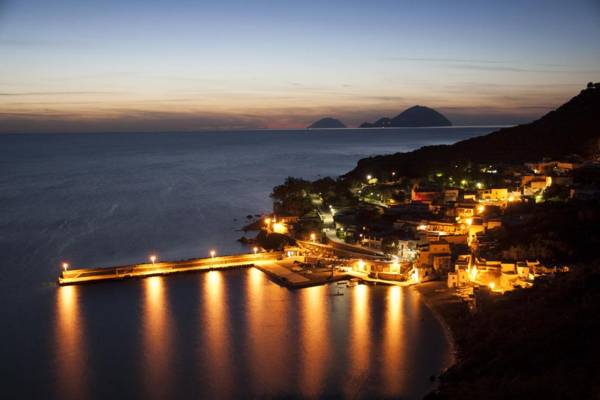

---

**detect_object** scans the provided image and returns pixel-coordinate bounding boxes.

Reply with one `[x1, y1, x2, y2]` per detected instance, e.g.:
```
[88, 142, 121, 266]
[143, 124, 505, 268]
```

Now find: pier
[59, 252, 284, 285]
[58, 251, 352, 288]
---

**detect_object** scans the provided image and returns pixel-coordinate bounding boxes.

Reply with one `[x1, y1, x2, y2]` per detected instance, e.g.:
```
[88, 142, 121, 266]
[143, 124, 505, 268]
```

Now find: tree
[270, 177, 313, 216]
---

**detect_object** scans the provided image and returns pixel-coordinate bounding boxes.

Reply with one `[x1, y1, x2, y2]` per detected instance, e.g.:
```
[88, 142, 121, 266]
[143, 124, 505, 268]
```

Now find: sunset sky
[1, 0, 599, 132]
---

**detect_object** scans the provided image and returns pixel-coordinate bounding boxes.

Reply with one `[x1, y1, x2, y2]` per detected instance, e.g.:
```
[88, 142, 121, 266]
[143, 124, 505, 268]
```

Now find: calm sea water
[0, 127, 496, 399]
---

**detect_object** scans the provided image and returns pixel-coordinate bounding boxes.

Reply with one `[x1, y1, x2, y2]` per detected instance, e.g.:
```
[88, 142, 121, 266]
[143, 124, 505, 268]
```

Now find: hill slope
[348, 86, 600, 179]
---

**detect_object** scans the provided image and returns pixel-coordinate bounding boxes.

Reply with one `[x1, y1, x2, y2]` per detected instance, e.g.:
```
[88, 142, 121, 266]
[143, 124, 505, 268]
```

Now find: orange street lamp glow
[469, 266, 478, 281]
[62, 262, 69, 271]
[210, 250, 216, 258]
[253, 246, 258, 254]
[265, 217, 271, 226]
[310, 233, 316, 242]
[150, 255, 157, 264]
[477, 205, 485, 213]
[272, 222, 287, 234]
[357, 259, 366, 271]
[489, 282, 496, 290]
[465, 218, 473, 226]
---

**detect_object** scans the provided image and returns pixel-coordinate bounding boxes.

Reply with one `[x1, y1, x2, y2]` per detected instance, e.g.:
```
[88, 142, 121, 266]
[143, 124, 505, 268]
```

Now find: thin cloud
[385, 56, 600, 74]
[385, 56, 565, 68]
[0, 91, 119, 96]
[449, 64, 600, 74]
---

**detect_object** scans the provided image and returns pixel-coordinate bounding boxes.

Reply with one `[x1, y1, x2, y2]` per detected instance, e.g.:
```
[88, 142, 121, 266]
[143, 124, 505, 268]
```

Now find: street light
[150, 255, 157, 264]
[62, 262, 69, 271]
[253, 247, 258, 254]
[310, 233, 316, 242]
[210, 250, 216, 258]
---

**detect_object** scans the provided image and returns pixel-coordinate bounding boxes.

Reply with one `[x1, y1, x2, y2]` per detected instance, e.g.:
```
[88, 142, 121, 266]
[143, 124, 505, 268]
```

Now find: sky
[0, 0, 599, 132]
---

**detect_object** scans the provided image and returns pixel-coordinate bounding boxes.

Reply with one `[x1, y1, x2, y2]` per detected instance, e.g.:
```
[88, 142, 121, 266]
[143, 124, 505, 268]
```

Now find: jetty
[59, 252, 283, 286]
[58, 251, 351, 288]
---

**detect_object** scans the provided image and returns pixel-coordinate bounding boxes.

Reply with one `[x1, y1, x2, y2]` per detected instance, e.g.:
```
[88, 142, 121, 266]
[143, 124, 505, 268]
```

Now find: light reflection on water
[246, 267, 293, 396]
[52, 269, 451, 399]
[202, 271, 233, 397]
[299, 284, 329, 397]
[382, 285, 406, 396]
[55, 285, 87, 400]
[346, 283, 371, 397]
[141, 276, 173, 400]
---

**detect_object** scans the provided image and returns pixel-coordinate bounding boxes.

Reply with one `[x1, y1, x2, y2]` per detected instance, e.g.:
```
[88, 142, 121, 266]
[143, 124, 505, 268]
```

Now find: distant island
[307, 117, 346, 129]
[360, 105, 452, 128]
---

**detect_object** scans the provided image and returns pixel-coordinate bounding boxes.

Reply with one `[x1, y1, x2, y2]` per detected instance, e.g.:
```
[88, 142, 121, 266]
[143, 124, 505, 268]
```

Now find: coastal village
[252, 103, 600, 308]
[52, 84, 600, 399]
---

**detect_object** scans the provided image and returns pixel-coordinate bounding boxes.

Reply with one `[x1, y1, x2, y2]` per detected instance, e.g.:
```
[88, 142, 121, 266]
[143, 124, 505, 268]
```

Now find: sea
[0, 127, 497, 399]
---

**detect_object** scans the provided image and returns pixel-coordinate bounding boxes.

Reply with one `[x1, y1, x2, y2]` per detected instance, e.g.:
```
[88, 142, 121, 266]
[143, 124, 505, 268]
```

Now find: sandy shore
[414, 281, 469, 368]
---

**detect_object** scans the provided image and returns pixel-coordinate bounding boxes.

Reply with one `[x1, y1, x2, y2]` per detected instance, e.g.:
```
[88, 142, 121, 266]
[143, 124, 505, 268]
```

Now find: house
[415, 219, 461, 234]
[443, 189, 459, 203]
[525, 161, 580, 175]
[411, 186, 442, 203]
[417, 238, 452, 272]
[447, 268, 470, 288]
[448, 254, 472, 288]
[478, 187, 508, 202]
[454, 201, 477, 219]
[277, 215, 299, 224]
[521, 175, 552, 196]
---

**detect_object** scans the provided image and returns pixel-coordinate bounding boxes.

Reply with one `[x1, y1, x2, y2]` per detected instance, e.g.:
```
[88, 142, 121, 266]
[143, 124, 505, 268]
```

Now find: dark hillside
[347, 86, 600, 179]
